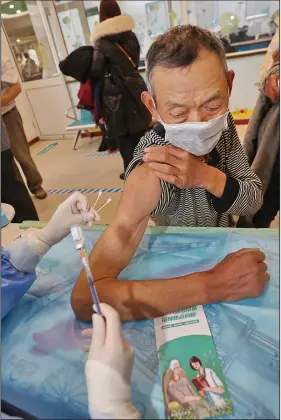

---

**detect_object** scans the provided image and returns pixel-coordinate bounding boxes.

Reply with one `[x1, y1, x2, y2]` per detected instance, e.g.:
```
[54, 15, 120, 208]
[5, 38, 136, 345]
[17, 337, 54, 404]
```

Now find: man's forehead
[151, 50, 227, 87]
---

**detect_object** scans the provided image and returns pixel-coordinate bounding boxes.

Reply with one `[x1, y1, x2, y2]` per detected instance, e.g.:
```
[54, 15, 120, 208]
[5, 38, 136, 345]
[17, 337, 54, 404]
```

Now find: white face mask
[150, 95, 229, 155]
[159, 112, 229, 156]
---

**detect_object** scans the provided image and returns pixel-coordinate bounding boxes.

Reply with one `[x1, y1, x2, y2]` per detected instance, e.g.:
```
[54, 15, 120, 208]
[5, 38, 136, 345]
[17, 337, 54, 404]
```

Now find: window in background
[187, 0, 279, 54]
[1, 0, 57, 81]
[54, 0, 90, 53]
[118, 1, 183, 60]
[47, 1, 183, 61]
[83, 0, 100, 33]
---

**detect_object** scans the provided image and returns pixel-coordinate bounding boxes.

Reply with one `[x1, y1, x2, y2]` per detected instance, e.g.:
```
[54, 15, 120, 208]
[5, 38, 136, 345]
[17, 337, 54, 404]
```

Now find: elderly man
[71, 25, 267, 322]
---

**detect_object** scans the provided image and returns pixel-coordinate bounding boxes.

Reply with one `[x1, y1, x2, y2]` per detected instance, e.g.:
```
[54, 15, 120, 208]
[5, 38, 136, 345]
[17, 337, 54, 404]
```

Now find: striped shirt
[125, 113, 263, 228]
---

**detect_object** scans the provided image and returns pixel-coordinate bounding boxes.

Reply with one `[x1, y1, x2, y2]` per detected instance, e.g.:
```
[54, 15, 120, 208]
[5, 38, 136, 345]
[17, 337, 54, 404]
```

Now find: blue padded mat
[2, 230, 279, 419]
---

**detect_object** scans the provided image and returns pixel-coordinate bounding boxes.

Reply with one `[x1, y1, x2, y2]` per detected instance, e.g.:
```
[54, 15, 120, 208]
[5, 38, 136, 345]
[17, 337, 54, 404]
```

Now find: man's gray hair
[146, 25, 228, 96]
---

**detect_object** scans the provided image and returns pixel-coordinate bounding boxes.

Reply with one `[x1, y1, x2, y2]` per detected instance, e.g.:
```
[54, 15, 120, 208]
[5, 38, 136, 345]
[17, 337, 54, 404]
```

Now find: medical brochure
[154, 305, 233, 419]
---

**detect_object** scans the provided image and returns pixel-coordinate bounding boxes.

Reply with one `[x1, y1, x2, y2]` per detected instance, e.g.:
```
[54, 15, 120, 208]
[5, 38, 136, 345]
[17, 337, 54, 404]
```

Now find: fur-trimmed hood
[91, 15, 135, 45]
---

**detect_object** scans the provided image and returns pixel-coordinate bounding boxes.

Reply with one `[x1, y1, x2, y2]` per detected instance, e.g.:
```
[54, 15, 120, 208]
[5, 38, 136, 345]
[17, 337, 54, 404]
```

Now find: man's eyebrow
[201, 92, 223, 105]
[164, 100, 187, 110]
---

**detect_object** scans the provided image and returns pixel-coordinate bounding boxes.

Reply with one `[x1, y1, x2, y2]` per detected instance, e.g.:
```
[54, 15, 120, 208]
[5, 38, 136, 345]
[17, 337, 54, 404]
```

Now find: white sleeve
[2, 56, 19, 84]
[209, 369, 224, 387]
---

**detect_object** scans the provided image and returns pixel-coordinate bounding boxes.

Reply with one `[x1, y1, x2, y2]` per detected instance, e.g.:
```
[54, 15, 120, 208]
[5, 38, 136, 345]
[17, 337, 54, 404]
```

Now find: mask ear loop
[151, 96, 162, 123]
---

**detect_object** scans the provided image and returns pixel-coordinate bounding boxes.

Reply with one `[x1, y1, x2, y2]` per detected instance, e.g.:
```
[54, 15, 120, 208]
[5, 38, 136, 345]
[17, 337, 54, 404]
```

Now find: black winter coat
[90, 14, 151, 138]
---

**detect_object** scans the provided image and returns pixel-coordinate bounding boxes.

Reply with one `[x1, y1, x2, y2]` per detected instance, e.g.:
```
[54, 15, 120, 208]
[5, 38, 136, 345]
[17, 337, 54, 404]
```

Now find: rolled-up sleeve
[125, 131, 176, 217]
[211, 115, 263, 216]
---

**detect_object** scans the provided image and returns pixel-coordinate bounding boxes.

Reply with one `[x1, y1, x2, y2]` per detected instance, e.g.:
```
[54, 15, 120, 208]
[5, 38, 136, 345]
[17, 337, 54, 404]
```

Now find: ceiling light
[16, 39, 21, 43]
[16, 9, 21, 14]
[9, 4, 15, 9]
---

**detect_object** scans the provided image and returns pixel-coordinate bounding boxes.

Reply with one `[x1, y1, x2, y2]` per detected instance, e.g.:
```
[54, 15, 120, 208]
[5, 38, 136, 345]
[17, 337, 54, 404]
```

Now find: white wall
[67, 52, 265, 112]
[227, 53, 265, 110]
[1, 27, 40, 141]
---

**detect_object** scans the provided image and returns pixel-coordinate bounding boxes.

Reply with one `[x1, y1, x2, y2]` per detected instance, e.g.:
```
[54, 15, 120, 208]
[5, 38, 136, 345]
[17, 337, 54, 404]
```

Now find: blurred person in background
[23, 52, 39, 79]
[90, 0, 151, 179]
[259, 10, 279, 85]
[1, 56, 47, 199]
[238, 48, 279, 228]
[1, 119, 39, 222]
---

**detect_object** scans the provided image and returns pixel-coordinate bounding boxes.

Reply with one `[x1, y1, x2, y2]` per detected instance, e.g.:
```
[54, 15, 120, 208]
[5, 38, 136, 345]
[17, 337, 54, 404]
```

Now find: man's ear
[227, 70, 235, 95]
[141, 91, 158, 120]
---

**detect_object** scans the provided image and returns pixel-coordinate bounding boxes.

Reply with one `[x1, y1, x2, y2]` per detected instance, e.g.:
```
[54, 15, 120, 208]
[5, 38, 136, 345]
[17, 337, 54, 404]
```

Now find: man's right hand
[207, 248, 269, 302]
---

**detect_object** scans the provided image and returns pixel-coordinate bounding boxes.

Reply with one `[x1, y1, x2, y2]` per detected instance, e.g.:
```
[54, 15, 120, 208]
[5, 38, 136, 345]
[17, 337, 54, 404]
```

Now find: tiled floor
[24, 125, 278, 228]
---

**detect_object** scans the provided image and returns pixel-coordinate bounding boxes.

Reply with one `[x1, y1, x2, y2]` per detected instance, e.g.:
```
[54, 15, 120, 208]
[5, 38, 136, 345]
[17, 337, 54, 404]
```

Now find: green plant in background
[208, 397, 233, 417]
[203, 349, 217, 370]
[169, 407, 197, 420]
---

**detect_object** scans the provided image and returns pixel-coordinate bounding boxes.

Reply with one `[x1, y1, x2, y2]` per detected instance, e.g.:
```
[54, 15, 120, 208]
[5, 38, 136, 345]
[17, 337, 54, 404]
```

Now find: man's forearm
[1, 83, 21, 106]
[71, 269, 210, 322]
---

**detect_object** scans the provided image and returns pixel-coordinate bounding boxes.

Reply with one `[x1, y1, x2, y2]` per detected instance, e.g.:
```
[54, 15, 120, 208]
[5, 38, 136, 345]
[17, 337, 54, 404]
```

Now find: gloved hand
[6, 192, 100, 273]
[84, 303, 141, 419]
[39, 192, 100, 246]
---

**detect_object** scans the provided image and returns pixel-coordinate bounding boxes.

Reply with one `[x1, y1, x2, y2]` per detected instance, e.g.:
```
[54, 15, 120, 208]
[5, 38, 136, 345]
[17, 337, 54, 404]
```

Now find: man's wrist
[199, 165, 226, 198]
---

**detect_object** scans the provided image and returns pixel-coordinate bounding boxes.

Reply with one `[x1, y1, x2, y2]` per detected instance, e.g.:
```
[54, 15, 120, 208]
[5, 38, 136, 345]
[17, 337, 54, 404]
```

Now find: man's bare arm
[1, 82, 21, 106]
[71, 165, 269, 322]
[71, 163, 208, 321]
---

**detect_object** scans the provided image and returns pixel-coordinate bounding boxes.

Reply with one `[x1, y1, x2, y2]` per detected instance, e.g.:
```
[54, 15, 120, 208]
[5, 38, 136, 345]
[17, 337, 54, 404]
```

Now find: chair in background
[65, 107, 97, 150]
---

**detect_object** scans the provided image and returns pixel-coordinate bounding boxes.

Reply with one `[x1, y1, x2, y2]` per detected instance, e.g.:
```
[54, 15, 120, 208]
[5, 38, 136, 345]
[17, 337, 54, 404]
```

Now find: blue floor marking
[47, 188, 123, 195]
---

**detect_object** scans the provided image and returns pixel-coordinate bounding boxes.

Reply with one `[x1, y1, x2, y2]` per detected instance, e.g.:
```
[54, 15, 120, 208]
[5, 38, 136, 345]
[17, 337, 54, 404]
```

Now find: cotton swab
[91, 190, 103, 212]
[96, 198, 112, 213]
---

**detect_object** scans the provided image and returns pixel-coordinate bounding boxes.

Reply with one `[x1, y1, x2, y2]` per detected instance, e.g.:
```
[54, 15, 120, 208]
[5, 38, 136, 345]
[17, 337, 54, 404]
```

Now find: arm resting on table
[71, 164, 209, 322]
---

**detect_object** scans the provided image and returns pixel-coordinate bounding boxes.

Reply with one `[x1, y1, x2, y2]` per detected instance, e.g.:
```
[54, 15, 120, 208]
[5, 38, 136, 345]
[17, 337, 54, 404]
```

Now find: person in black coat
[59, 0, 151, 178]
[90, 0, 151, 178]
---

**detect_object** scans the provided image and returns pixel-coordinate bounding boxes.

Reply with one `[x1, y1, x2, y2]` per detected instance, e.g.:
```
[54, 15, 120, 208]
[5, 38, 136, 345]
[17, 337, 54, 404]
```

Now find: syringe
[71, 225, 102, 315]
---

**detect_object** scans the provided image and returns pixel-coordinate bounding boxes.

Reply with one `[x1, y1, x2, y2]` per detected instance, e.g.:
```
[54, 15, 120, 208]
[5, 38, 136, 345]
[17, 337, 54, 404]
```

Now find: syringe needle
[96, 198, 112, 213]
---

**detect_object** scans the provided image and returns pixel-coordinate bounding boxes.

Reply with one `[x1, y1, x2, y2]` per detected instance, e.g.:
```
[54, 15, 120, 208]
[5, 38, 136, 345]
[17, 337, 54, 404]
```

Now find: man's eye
[172, 113, 186, 119]
[204, 102, 222, 111]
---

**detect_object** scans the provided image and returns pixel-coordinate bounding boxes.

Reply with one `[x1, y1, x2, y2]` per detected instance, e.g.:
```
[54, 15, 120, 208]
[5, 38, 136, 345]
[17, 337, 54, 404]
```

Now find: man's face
[142, 48, 235, 124]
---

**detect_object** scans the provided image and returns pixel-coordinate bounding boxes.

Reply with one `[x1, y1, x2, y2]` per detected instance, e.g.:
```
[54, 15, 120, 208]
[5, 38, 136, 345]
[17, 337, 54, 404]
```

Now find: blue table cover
[2, 228, 279, 419]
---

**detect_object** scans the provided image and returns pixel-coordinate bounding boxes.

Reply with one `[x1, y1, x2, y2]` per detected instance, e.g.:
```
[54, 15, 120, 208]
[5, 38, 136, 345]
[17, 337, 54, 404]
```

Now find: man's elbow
[70, 286, 93, 322]
[70, 277, 136, 322]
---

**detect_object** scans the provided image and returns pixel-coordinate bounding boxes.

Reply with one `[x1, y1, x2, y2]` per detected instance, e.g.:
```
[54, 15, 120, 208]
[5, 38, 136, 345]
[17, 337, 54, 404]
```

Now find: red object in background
[77, 80, 98, 122]
[192, 375, 210, 391]
[239, 109, 245, 113]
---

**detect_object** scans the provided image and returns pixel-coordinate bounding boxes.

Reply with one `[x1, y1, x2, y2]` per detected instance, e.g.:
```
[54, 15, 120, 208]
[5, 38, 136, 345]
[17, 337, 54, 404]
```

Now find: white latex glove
[39, 192, 100, 246]
[84, 304, 141, 419]
[6, 192, 100, 273]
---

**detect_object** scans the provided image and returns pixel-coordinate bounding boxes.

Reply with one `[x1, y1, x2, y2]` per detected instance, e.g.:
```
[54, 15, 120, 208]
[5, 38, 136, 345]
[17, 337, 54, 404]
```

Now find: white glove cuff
[85, 361, 141, 419]
[6, 229, 51, 273]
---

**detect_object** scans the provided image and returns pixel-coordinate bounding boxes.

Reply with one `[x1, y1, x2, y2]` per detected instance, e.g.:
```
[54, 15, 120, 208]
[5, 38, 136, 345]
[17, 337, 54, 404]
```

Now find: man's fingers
[231, 248, 261, 257]
[81, 328, 93, 337]
[262, 272, 270, 282]
[148, 162, 180, 176]
[145, 145, 187, 160]
[258, 262, 268, 274]
[144, 151, 180, 168]
[154, 171, 183, 188]
[83, 344, 91, 352]
[97, 303, 123, 348]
